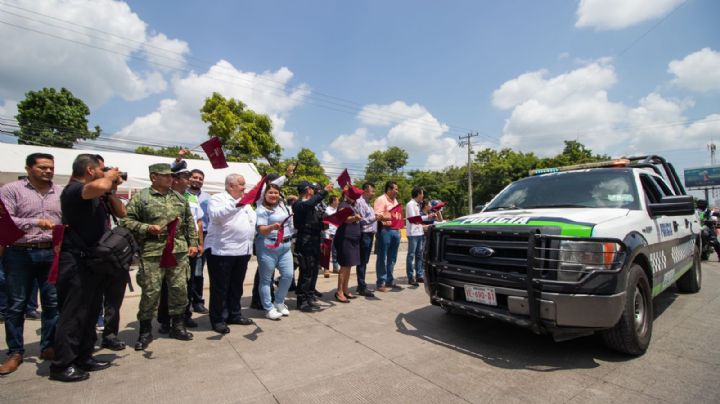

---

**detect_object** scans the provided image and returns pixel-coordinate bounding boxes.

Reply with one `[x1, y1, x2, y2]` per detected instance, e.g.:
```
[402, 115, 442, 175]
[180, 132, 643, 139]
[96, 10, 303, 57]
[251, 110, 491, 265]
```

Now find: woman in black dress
[334, 186, 364, 303]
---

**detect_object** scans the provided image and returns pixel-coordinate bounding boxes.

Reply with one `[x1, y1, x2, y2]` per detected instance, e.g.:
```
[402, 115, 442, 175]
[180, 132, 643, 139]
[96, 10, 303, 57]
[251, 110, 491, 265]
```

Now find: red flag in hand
[237, 176, 266, 206]
[407, 215, 424, 224]
[389, 203, 404, 229]
[336, 169, 351, 188]
[160, 218, 179, 268]
[47, 225, 66, 285]
[323, 207, 354, 228]
[320, 238, 333, 270]
[201, 137, 229, 169]
[265, 215, 293, 250]
[431, 201, 446, 211]
[0, 199, 25, 245]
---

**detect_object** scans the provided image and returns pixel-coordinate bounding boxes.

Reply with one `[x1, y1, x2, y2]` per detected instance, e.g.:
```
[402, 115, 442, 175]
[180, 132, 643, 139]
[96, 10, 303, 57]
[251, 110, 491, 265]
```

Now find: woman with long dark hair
[255, 184, 294, 320]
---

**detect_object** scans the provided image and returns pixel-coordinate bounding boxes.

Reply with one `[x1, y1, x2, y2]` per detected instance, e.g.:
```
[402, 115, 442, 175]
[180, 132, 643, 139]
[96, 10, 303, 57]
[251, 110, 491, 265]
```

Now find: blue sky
[1, 0, 719, 185]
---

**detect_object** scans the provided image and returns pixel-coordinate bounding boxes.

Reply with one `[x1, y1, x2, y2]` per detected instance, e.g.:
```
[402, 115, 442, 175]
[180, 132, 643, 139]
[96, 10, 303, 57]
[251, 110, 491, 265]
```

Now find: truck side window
[651, 176, 674, 197]
[639, 174, 662, 204]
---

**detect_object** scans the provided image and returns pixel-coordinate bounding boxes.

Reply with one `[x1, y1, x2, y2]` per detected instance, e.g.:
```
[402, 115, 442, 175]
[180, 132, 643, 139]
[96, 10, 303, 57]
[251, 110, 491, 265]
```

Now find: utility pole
[459, 132, 479, 215]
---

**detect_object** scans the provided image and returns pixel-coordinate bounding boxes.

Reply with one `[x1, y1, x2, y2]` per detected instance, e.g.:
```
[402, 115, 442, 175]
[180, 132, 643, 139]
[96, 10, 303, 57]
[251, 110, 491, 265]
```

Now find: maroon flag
[237, 176, 266, 206]
[407, 215, 424, 224]
[323, 207, 354, 228]
[320, 238, 333, 270]
[47, 225, 66, 285]
[389, 203, 404, 229]
[160, 218, 179, 268]
[431, 201, 446, 211]
[0, 199, 25, 245]
[265, 215, 293, 250]
[336, 169, 351, 188]
[201, 137, 229, 169]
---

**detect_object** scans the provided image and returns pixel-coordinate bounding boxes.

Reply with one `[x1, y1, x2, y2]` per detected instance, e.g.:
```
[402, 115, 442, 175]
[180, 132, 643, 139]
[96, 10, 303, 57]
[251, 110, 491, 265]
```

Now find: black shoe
[192, 303, 209, 314]
[408, 277, 419, 286]
[212, 323, 230, 334]
[358, 289, 375, 297]
[184, 317, 198, 328]
[416, 277, 424, 283]
[250, 301, 263, 310]
[299, 303, 321, 312]
[227, 316, 254, 326]
[50, 365, 89, 382]
[388, 283, 404, 290]
[158, 322, 170, 334]
[75, 357, 111, 372]
[25, 310, 41, 320]
[101, 337, 126, 351]
[135, 320, 153, 351]
[313, 289, 323, 298]
[169, 315, 193, 341]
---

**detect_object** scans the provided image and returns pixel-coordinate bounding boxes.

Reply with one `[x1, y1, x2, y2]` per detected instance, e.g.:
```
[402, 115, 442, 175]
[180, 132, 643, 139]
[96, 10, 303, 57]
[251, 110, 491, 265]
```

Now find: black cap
[171, 160, 187, 173]
[296, 180, 311, 193]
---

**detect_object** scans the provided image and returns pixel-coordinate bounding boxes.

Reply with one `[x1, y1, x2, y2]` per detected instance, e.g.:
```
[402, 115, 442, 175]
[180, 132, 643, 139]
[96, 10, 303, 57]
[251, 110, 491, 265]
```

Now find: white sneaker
[274, 303, 290, 316]
[265, 308, 282, 320]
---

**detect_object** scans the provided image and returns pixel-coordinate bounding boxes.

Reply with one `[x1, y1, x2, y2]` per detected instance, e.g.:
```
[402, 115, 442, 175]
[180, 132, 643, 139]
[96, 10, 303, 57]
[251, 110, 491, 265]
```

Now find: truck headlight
[557, 240, 622, 281]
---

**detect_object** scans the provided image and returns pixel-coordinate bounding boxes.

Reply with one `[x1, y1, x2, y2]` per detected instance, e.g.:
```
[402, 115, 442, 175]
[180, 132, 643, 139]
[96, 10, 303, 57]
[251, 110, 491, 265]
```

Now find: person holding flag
[405, 187, 435, 286]
[255, 183, 295, 320]
[374, 181, 404, 292]
[332, 186, 364, 302]
[122, 163, 198, 351]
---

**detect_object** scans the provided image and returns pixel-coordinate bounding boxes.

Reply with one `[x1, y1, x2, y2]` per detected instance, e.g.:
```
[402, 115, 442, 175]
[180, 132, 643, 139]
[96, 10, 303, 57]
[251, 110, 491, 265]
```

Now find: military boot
[134, 320, 153, 351]
[169, 315, 193, 341]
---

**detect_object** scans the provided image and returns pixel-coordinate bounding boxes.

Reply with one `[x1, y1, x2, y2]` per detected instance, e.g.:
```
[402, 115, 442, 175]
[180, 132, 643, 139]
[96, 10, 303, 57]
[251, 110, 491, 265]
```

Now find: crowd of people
[0, 151, 443, 383]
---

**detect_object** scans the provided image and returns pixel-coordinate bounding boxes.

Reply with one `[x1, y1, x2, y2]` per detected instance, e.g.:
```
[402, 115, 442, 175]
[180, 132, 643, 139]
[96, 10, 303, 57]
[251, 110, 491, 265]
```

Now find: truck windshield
[484, 169, 640, 211]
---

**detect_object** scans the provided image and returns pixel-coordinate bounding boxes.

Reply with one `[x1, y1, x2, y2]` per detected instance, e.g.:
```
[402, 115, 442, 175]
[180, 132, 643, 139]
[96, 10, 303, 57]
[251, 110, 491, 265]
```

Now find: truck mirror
[648, 195, 695, 217]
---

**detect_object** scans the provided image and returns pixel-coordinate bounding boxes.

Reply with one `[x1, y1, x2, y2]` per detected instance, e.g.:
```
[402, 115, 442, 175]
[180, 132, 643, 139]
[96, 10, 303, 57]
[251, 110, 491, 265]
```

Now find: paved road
[1, 258, 719, 403]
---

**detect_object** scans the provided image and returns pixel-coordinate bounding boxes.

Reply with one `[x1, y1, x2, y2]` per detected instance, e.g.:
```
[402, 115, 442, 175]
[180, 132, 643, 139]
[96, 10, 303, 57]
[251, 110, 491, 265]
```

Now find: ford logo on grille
[469, 246, 495, 258]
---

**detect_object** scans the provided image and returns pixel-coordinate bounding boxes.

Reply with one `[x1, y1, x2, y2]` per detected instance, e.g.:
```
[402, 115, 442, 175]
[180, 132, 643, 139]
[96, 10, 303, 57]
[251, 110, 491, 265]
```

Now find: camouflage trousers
[137, 254, 189, 321]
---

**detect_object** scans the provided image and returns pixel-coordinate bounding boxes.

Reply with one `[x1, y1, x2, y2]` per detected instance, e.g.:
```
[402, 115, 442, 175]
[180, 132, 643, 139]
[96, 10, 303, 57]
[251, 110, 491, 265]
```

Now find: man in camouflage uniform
[122, 163, 198, 351]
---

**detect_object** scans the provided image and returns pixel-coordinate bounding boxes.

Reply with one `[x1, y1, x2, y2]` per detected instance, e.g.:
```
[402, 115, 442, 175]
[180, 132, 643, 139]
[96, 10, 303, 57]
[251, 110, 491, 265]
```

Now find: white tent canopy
[0, 143, 261, 195]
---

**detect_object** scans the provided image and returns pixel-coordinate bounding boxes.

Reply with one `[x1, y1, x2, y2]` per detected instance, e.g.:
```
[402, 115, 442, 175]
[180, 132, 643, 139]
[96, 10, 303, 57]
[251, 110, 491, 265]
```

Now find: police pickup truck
[424, 156, 701, 355]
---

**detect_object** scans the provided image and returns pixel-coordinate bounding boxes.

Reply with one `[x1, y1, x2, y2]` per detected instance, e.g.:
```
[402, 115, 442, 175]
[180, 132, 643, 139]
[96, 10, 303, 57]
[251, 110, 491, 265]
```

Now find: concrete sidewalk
[1, 255, 719, 404]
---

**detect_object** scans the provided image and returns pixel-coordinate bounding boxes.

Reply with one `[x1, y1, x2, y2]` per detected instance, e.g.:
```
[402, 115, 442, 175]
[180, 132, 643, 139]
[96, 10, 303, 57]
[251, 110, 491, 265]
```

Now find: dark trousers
[101, 272, 128, 339]
[2, 247, 58, 355]
[356, 232, 375, 291]
[295, 242, 320, 302]
[158, 276, 192, 325]
[52, 252, 104, 369]
[189, 254, 205, 305]
[206, 253, 250, 325]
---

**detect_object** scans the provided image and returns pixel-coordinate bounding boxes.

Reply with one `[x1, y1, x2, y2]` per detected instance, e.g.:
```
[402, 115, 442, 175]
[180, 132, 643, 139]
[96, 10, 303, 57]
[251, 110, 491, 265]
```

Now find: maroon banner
[389, 203, 404, 229]
[265, 215, 293, 250]
[201, 136, 229, 169]
[160, 218, 179, 268]
[237, 175, 267, 206]
[320, 238, 333, 270]
[47, 225, 66, 285]
[407, 215, 424, 224]
[0, 199, 25, 245]
[336, 169, 351, 188]
[323, 207, 354, 228]
[431, 201, 446, 211]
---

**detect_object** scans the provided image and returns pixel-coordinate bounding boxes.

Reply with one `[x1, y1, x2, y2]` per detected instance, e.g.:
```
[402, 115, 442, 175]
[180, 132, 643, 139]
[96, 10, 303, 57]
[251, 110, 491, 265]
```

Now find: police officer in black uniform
[293, 181, 333, 311]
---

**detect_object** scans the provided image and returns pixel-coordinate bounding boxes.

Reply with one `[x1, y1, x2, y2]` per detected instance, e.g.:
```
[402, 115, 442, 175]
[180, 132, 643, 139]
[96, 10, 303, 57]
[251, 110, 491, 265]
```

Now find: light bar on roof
[529, 159, 630, 176]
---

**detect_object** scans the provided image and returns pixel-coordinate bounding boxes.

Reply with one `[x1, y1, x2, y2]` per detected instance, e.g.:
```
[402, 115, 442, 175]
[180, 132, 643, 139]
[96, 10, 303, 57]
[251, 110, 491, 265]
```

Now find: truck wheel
[677, 246, 702, 293]
[601, 264, 653, 355]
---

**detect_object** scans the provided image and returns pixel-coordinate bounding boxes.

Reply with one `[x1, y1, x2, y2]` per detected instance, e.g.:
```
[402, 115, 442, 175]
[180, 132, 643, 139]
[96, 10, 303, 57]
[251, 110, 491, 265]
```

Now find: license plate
[464, 285, 497, 306]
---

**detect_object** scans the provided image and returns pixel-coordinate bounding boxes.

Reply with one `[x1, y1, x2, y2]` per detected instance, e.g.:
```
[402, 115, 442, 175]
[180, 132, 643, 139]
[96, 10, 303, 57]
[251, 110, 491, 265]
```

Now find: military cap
[149, 163, 173, 175]
[172, 169, 191, 178]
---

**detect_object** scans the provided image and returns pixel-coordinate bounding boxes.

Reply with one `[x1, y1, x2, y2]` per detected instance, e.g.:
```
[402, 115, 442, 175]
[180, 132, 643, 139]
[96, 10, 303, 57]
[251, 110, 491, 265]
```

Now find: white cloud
[494, 61, 719, 158]
[668, 48, 720, 92]
[0, 0, 188, 108]
[114, 60, 309, 149]
[425, 138, 468, 171]
[0, 100, 18, 118]
[358, 101, 429, 127]
[144, 33, 190, 71]
[329, 128, 386, 160]
[575, 0, 686, 30]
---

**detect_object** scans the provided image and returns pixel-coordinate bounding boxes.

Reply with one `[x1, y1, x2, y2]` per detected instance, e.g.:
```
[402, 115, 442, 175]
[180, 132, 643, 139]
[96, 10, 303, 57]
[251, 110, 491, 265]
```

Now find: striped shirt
[0, 178, 62, 244]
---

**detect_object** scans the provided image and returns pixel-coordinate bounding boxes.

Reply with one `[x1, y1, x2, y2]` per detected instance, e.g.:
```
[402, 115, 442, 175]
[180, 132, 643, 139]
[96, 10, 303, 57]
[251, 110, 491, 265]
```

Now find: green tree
[14, 87, 100, 148]
[474, 148, 541, 205]
[540, 140, 611, 167]
[135, 146, 202, 159]
[200, 92, 282, 166]
[363, 146, 409, 185]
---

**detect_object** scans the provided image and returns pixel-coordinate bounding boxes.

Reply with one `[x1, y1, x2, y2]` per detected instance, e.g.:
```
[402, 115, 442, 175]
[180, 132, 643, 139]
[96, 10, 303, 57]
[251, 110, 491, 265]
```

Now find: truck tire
[601, 264, 652, 355]
[677, 246, 702, 293]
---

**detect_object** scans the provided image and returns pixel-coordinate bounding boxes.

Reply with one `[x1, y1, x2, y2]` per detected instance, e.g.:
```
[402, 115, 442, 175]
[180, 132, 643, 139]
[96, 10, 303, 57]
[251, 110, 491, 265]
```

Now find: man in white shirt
[204, 174, 256, 334]
[405, 187, 434, 286]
